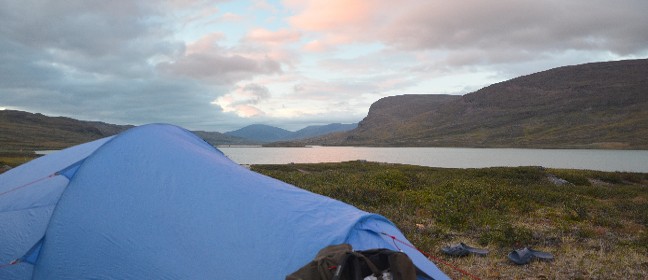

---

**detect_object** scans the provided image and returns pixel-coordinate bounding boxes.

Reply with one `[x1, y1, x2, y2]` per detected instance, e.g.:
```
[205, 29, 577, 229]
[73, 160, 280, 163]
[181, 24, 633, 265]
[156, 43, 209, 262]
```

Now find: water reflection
[218, 147, 648, 173]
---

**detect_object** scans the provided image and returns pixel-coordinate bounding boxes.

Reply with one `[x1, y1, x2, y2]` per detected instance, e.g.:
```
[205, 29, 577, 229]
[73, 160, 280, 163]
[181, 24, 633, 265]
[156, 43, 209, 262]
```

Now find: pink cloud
[284, 0, 393, 49]
[228, 104, 265, 117]
[286, 0, 375, 31]
[302, 40, 331, 52]
[285, 0, 648, 58]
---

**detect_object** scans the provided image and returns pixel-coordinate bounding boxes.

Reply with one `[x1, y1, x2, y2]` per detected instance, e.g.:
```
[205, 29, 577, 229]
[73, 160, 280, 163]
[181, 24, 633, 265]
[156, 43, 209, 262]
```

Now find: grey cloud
[0, 0, 183, 80]
[237, 83, 271, 104]
[0, 0, 263, 131]
[1, 73, 234, 130]
[383, 0, 648, 55]
[1, 1, 160, 56]
[0, 40, 63, 88]
[157, 53, 281, 84]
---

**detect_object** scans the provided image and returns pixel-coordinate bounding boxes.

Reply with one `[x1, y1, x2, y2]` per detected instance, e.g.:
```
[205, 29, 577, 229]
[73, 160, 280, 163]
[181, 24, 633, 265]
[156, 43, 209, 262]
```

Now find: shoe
[508, 247, 554, 265]
[442, 243, 488, 257]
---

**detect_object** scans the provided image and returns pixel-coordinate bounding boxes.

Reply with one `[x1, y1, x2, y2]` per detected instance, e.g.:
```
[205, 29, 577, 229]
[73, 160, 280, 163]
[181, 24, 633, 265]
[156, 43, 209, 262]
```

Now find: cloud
[0, 0, 300, 132]
[0, 70, 226, 128]
[1, 1, 132, 52]
[184, 33, 225, 54]
[302, 40, 332, 52]
[285, 0, 387, 48]
[287, 0, 648, 60]
[2, 0, 647, 134]
[281, 0, 648, 97]
[281, 76, 391, 117]
[244, 28, 301, 44]
[213, 83, 271, 117]
[0, 0, 253, 131]
[157, 31, 287, 84]
[157, 52, 281, 84]
[382, 0, 648, 54]
[286, 0, 375, 33]
[0, 0, 185, 82]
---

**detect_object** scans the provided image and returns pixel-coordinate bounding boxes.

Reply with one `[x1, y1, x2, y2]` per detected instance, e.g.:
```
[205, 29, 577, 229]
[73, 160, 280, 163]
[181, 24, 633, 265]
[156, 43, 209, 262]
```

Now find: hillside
[290, 123, 358, 140]
[0, 110, 133, 151]
[0, 110, 252, 151]
[316, 59, 648, 149]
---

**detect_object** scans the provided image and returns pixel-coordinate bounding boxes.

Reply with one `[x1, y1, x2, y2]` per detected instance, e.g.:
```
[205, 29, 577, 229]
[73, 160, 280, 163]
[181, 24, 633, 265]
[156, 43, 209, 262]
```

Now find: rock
[547, 174, 571, 186]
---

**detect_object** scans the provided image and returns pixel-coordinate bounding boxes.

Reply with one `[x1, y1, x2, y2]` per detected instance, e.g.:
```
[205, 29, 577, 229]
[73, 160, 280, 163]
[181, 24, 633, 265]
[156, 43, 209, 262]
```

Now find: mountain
[314, 59, 648, 149]
[0, 110, 254, 151]
[291, 123, 358, 140]
[225, 124, 293, 143]
[225, 123, 358, 143]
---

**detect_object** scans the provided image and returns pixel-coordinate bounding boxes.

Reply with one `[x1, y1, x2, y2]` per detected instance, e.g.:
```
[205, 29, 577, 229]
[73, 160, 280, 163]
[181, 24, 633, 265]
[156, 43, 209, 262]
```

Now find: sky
[1, 0, 647, 132]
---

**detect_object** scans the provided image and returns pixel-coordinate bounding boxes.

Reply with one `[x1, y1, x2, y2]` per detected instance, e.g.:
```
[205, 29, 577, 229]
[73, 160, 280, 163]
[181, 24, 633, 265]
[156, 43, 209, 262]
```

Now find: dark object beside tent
[441, 243, 489, 257]
[507, 247, 554, 265]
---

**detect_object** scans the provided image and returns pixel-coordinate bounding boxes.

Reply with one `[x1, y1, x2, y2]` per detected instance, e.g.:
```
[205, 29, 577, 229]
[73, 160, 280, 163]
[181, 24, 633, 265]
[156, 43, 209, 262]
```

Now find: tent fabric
[1, 137, 112, 279]
[0, 124, 449, 280]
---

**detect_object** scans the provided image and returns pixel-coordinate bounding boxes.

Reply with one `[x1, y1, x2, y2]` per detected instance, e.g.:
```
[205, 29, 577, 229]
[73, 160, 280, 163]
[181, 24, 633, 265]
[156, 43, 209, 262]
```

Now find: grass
[0, 152, 40, 171]
[251, 161, 648, 279]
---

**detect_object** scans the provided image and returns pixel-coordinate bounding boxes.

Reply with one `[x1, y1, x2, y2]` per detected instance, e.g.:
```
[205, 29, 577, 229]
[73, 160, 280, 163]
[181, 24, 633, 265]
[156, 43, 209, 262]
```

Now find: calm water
[218, 146, 648, 173]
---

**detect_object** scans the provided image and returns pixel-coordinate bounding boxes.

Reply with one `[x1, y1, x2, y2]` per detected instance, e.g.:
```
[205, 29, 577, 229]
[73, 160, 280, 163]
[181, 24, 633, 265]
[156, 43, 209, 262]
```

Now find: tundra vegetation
[252, 161, 648, 279]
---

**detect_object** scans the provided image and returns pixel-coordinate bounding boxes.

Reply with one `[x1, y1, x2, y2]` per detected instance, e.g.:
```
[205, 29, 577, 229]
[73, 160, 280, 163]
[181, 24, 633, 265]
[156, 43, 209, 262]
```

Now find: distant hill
[0, 110, 254, 151]
[291, 123, 358, 140]
[225, 124, 293, 143]
[313, 59, 648, 149]
[225, 123, 358, 143]
[187, 131, 258, 146]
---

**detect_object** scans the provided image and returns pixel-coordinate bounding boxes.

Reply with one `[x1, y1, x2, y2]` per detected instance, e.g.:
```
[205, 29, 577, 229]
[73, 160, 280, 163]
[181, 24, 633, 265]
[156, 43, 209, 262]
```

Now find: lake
[218, 146, 648, 173]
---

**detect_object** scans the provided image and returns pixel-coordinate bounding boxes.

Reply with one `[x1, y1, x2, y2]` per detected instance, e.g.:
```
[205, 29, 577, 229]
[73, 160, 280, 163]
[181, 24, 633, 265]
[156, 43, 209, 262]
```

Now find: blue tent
[0, 124, 448, 279]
